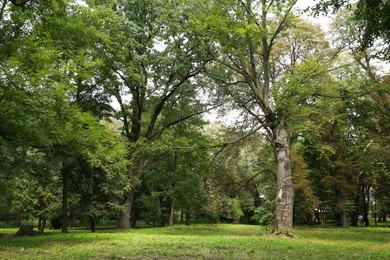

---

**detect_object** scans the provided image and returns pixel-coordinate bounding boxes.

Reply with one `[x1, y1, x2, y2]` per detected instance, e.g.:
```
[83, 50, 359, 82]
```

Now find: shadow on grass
[0, 231, 116, 249]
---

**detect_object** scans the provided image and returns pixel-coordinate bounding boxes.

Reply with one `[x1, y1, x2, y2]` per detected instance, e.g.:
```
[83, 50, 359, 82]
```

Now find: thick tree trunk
[118, 191, 134, 229]
[335, 189, 348, 228]
[61, 164, 70, 233]
[118, 157, 146, 229]
[273, 127, 294, 232]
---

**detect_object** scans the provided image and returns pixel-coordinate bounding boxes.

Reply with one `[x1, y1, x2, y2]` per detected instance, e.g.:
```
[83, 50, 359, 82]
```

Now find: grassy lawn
[0, 224, 389, 259]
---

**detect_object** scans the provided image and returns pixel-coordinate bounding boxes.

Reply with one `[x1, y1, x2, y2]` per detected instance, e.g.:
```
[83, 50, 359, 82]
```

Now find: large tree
[77, 0, 217, 229]
[0, 0, 129, 233]
[190, 0, 334, 232]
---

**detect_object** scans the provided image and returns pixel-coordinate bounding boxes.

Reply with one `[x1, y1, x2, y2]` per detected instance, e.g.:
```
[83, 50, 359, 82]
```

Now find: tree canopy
[0, 0, 389, 234]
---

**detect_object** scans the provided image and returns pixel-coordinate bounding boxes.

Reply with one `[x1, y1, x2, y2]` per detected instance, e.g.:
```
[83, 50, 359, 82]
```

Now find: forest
[0, 0, 389, 242]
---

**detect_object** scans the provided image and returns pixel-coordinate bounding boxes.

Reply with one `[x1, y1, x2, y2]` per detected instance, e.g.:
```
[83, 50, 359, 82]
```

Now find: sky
[295, 0, 333, 32]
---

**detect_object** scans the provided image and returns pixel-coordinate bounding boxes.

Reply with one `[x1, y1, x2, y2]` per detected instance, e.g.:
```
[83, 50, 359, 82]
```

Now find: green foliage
[251, 200, 275, 229]
[312, 0, 390, 55]
[1, 0, 389, 233]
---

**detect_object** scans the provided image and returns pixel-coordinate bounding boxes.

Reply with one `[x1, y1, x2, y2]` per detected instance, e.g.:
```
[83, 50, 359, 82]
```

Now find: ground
[0, 224, 389, 259]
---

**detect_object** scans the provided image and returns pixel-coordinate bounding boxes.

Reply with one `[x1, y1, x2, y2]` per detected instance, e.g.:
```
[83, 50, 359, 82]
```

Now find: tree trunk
[362, 185, 370, 227]
[118, 191, 134, 229]
[335, 189, 348, 228]
[168, 199, 175, 226]
[14, 211, 21, 226]
[374, 200, 377, 226]
[61, 164, 70, 233]
[38, 215, 47, 232]
[157, 198, 164, 227]
[118, 158, 146, 229]
[185, 212, 190, 226]
[89, 216, 96, 233]
[273, 127, 294, 232]
[351, 184, 360, 227]
[320, 209, 326, 226]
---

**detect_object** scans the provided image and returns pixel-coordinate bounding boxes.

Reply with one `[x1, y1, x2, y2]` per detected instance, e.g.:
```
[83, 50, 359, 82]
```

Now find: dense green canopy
[0, 0, 389, 233]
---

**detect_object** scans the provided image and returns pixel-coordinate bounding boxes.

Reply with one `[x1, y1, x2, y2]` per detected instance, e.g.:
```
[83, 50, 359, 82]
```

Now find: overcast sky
[295, 0, 333, 32]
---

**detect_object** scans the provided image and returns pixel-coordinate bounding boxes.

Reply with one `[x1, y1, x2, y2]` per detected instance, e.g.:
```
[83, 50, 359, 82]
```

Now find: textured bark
[118, 191, 134, 229]
[273, 127, 294, 232]
[335, 189, 349, 228]
[118, 157, 146, 229]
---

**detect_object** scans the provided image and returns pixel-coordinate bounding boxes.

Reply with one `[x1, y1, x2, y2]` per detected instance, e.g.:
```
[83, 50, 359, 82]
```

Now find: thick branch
[146, 69, 200, 140]
[149, 103, 222, 141]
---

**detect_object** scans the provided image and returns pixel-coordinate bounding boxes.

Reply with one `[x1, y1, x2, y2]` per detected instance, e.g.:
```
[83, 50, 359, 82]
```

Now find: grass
[0, 224, 389, 259]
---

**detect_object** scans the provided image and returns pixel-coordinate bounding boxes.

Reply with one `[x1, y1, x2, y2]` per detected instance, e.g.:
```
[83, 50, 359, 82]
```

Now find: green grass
[1, 224, 389, 259]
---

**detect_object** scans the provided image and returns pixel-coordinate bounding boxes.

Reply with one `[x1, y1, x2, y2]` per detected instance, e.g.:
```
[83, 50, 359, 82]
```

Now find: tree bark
[118, 191, 134, 229]
[118, 157, 147, 229]
[273, 127, 294, 232]
[61, 164, 70, 233]
[335, 189, 348, 228]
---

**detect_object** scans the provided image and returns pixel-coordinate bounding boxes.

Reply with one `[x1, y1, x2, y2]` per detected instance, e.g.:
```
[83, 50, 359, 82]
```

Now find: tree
[77, 0, 216, 229]
[312, 0, 390, 59]
[329, 7, 390, 226]
[190, 0, 335, 232]
[1, 0, 129, 233]
[291, 147, 320, 224]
